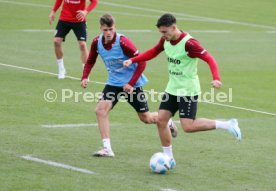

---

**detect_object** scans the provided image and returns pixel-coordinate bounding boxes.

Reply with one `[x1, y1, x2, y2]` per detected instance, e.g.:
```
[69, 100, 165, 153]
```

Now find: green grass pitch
[0, 0, 275, 190]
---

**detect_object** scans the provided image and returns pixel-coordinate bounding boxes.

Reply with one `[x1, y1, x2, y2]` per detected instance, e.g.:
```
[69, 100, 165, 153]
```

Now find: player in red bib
[49, 0, 98, 79]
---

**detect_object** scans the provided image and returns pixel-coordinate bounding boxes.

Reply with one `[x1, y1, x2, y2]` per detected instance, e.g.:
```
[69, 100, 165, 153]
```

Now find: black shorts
[55, 20, 87, 41]
[100, 85, 149, 113]
[159, 92, 198, 119]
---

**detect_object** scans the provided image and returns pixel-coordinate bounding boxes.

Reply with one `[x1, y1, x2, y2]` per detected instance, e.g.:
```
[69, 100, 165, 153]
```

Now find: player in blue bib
[81, 14, 177, 157]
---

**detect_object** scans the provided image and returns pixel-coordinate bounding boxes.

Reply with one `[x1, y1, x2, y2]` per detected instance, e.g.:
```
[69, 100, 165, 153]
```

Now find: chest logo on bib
[168, 57, 181, 65]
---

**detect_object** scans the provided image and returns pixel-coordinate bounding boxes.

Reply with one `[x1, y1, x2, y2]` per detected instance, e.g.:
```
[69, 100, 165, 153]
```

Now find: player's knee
[54, 39, 62, 47]
[139, 113, 151, 124]
[156, 117, 168, 129]
[79, 42, 87, 51]
[95, 107, 108, 117]
[182, 125, 194, 133]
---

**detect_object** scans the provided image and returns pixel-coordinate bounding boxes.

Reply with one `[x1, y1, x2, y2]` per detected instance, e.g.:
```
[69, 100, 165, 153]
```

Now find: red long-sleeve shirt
[82, 33, 147, 87]
[52, 0, 98, 22]
[131, 32, 220, 81]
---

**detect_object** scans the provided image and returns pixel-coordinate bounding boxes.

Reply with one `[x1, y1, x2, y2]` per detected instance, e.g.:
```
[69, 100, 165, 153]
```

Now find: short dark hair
[156, 13, 176, 28]
[100, 14, 115, 27]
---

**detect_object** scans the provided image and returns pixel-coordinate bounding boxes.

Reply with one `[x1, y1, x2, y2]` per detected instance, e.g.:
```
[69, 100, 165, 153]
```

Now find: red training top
[52, 0, 98, 22]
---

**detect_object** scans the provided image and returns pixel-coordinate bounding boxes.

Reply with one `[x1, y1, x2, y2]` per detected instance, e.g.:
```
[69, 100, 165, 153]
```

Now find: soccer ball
[149, 152, 171, 174]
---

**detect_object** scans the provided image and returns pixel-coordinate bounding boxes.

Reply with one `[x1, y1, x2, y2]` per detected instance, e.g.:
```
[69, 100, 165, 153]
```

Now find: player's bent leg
[180, 118, 242, 140]
[137, 112, 177, 138]
[78, 41, 88, 64]
[137, 111, 158, 124]
[180, 118, 216, 133]
[180, 118, 194, 133]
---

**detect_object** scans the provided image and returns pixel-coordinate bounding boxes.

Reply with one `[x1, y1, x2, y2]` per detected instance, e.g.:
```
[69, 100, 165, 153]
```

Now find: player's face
[159, 25, 176, 41]
[101, 24, 116, 42]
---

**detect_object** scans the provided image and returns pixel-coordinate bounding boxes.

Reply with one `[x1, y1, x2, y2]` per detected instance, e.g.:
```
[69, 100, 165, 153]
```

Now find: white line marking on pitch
[117, 29, 153, 33]
[41, 123, 98, 128]
[20, 155, 96, 175]
[0, 0, 51, 8]
[1, 0, 276, 30]
[0, 62, 105, 85]
[20, 29, 153, 33]
[266, 31, 276, 33]
[22, 29, 54, 32]
[21, 29, 232, 34]
[161, 188, 178, 191]
[0, 0, 203, 22]
[1, 62, 276, 117]
[99, 1, 276, 30]
[204, 101, 276, 116]
[190, 30, 231, 33]
[94, 10, 206, 22]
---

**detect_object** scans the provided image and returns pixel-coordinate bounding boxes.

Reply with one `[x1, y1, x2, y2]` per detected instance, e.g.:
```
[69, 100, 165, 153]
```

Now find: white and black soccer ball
[149, 152, 171, 174]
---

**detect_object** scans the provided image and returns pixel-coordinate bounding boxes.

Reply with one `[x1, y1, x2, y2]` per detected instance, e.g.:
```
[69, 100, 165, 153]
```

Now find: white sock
[163, 145, 174, 159]
[102, 138, 112, 151]
[57, 58, 65, 71]
[215, 120, 230, 130]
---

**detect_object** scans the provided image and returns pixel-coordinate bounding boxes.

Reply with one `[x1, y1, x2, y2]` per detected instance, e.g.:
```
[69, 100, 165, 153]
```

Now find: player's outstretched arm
[49, 11, 55, 25]
[185, 38, 222, 89]
[124, 37, 164, 68]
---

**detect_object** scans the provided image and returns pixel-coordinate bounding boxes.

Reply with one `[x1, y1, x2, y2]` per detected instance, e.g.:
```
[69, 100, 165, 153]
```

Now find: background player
[49, 0, 98, 79]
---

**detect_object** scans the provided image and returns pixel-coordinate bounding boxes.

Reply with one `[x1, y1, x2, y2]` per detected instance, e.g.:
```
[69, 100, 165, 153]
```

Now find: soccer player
[49, 0, 98, 79]
[81, 14, 177, 157]
[123, 13, 242, 168]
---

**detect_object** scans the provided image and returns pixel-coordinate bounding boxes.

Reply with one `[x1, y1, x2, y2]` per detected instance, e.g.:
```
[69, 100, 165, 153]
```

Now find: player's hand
[76, 10, 88, 21]
[123, 59, 132, 68]
[123, 84, 134, 94]
[49, 11, 55, 25]
[211, 80, 222, 89]
[81, 79, 89, 88]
